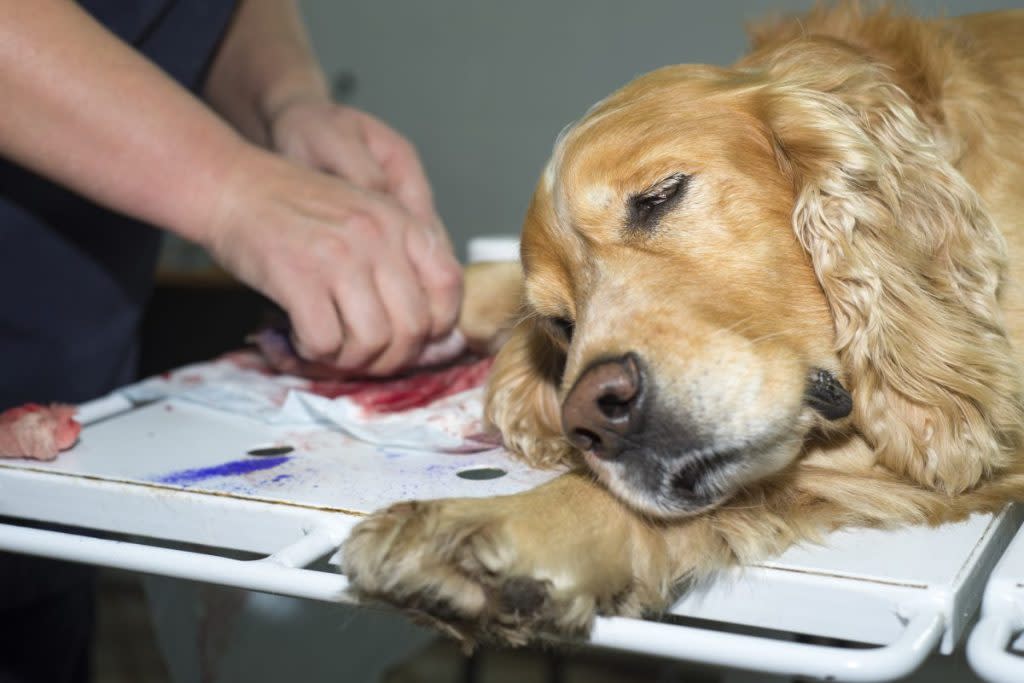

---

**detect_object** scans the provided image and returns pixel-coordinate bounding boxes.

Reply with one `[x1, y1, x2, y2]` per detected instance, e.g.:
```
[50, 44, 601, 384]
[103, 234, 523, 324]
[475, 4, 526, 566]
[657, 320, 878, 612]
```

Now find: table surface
[1, 395, 1019, 663]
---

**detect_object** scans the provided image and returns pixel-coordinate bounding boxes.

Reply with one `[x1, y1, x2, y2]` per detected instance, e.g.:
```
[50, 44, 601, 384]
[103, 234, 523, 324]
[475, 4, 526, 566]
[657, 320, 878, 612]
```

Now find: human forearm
[204, 0, 329, 145]
[0, 0, 462, 375]
[0, 0, 250, 245]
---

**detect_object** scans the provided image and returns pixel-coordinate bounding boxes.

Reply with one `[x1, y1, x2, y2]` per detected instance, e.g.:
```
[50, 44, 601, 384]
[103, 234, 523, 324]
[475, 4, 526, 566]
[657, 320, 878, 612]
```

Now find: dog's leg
[338, 468, 866, 648]
[459, 260, 522, 353]
[341, 471, 674, 647]
[343, 447, 1024, 647]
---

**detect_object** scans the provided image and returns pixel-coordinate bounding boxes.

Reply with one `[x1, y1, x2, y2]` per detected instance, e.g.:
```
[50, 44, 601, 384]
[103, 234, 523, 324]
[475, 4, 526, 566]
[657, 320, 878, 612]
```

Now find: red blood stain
[307, 356, 494, 414]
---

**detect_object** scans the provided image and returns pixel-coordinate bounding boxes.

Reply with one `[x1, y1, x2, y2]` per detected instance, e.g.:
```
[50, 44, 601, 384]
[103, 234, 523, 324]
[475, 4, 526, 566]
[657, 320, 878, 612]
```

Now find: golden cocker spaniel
[343, 2, 1024, 646]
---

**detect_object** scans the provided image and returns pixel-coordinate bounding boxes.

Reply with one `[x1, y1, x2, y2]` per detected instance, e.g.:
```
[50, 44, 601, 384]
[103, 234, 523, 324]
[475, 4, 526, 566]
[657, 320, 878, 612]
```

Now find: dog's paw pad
[498, 576, 549, 615]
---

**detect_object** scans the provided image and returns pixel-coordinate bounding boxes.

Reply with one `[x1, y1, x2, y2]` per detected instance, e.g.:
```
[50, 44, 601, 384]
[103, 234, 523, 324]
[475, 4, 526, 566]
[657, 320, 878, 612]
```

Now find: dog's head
[486, 38, 1024, 519]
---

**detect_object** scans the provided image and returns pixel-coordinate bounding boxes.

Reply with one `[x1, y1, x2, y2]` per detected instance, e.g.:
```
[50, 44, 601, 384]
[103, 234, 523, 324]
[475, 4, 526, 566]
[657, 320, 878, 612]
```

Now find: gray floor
[94, 569, 991, 683]
[94, 571, 169, 682]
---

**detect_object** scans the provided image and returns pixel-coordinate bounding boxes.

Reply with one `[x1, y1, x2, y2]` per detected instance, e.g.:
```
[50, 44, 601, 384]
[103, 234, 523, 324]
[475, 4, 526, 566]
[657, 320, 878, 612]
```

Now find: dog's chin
[584, 452, 735, 519]
[581, 436, 803, 520]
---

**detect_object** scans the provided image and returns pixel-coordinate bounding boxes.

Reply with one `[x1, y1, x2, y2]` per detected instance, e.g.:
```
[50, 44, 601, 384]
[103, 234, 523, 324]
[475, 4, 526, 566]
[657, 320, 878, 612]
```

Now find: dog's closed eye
[543, 316, 575, 346]
[628, 172, 690, 231]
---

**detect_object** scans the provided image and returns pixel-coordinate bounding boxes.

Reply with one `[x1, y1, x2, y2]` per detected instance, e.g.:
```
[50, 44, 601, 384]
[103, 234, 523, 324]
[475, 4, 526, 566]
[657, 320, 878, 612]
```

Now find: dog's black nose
[561, 353, 645, 459]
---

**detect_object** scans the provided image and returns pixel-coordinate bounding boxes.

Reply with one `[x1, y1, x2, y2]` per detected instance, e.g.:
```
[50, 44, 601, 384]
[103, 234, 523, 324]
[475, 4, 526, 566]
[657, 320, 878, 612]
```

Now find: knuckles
[293, 328, 342, 362]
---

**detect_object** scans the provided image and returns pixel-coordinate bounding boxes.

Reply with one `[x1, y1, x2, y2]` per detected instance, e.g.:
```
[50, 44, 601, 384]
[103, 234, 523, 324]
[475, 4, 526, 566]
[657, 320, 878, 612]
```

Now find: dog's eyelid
[542, 315, 575, 343]
[627, 172, 691, 231]
[639, 172, 690, 200]
[554, 316, 575, 339]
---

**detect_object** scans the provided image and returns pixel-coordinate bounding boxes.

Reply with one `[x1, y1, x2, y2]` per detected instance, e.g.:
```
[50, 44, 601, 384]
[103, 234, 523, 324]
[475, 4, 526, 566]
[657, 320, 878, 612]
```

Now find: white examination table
[0, 390, 1019, 682]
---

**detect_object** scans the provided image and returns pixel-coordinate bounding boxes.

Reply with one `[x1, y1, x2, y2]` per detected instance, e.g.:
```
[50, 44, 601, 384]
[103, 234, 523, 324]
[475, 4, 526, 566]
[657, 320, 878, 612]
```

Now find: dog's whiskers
[707, 314, 757, 340]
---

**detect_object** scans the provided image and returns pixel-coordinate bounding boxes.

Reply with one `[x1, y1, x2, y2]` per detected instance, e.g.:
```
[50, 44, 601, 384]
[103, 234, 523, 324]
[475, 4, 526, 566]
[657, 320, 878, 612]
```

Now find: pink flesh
[0, 403, 82, 460]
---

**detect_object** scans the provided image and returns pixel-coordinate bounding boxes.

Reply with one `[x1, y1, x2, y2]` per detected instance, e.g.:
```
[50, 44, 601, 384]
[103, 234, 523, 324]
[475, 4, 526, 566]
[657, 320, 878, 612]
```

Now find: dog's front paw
[341, 487, 645, 647]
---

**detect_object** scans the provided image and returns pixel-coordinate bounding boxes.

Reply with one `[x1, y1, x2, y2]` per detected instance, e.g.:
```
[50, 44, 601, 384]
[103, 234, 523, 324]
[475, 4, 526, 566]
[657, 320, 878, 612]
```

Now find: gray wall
[299, 1, 1018, 258]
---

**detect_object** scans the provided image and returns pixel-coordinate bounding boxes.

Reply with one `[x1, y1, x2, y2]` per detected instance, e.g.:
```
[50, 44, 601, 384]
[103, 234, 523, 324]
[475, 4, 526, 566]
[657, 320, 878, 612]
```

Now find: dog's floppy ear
[485, 318, 575, 468]
[758, 40, 1024, 493]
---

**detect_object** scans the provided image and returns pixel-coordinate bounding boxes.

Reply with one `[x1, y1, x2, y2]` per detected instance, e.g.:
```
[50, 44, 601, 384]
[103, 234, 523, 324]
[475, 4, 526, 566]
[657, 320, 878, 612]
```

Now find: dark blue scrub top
[0, 0, 238, 409]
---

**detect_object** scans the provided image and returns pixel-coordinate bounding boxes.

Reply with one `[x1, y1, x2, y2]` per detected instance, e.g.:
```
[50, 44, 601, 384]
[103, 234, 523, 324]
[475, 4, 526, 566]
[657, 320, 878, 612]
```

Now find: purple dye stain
[269, 474, 293, 484]
[153, 456, 290, 486]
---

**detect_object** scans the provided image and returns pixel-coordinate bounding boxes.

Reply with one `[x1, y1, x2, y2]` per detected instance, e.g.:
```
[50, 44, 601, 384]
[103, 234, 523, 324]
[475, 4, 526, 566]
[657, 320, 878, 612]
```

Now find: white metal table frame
[0, 506, 948, 682]
[968, 526, 1024, 683]
[0, 395, 1016, 682]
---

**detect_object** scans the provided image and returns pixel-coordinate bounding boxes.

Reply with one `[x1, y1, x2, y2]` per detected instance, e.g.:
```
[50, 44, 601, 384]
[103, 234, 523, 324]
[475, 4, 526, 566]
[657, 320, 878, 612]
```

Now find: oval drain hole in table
[457, 467, 507, 481]
[246, 445, 295, 457]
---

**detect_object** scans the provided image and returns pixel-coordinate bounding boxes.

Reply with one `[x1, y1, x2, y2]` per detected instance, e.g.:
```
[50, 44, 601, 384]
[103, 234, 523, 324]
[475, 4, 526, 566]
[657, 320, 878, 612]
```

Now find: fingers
[310, 121, 388, 193]
[344, 204, 458, 374]
[351, 112, 464, 338]
[282, 279, 345, 365]
[365, 248, 433, 373]
[324, 210, 429, 374]
[271, 101, 440, 224]
[260, 104, 465, 374]
[358, 110, 438, 223]
[282, 206, 450, 377]
[327, 257, 391, 370]
[271, 102, 388, 192]
[404, 217, 463, 341]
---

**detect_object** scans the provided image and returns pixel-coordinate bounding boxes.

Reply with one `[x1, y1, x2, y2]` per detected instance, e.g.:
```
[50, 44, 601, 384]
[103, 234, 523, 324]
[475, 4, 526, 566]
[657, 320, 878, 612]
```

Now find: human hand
[205, 146, 462, 376]
[268, 98, 441, 228]
[267, 98, 466, 366]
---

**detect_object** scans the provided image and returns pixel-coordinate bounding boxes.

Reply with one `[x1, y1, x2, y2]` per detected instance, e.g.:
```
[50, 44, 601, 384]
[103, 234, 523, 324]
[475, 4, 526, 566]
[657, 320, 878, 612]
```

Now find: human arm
[0, 0, 461, 374]
[0, 0, 240, 245]
[203, 0, 461, 341]
[203, 0, 329, 148]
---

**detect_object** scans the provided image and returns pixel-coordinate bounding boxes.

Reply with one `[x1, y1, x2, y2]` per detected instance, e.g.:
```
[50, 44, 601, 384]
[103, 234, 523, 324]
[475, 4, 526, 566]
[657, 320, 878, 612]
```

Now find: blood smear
[307, 356, 494, 414]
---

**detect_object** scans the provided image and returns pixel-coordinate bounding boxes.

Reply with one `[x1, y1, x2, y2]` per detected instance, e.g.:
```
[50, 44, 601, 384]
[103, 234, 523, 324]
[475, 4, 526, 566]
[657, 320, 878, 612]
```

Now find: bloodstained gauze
[307, 356, 494, 414]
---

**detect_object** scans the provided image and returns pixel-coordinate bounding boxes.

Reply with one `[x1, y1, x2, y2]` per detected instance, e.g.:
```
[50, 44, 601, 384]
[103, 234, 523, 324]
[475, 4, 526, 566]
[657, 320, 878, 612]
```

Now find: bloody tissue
[0, 403, 82, 460]
[307, 356, 494, 414]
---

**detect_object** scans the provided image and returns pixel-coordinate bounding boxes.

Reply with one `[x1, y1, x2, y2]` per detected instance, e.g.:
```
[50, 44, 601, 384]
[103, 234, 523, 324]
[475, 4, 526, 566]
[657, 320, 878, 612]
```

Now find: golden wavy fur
[343, 3, 1024, 646]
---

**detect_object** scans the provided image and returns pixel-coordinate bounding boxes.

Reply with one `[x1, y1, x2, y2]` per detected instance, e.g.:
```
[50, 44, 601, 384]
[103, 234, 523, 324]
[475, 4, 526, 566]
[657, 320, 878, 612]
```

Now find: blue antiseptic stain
[269, 474, 293, 484]
[153, 456, 290, 486]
